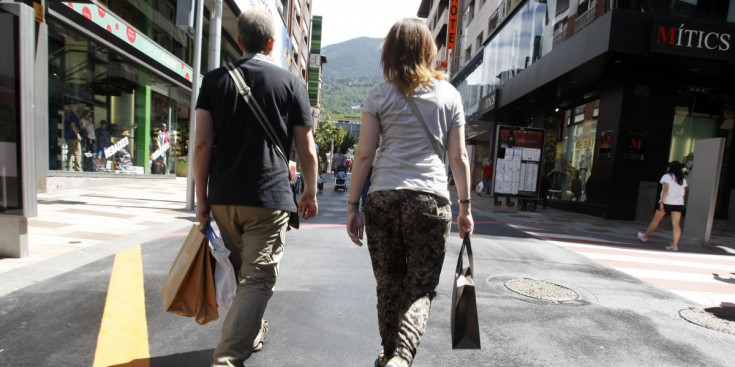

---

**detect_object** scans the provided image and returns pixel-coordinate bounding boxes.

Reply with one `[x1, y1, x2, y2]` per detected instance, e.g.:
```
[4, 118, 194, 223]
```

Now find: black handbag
[451, 234, 481, 349]
[225, 62, 299, 229]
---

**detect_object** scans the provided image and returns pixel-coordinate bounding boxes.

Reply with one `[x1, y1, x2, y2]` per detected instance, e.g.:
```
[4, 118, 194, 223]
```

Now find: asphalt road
[1, 183, 733, 366]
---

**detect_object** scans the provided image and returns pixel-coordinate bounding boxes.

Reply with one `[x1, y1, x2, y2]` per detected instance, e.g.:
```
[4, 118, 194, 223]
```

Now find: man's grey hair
[237, 9, 275, 53]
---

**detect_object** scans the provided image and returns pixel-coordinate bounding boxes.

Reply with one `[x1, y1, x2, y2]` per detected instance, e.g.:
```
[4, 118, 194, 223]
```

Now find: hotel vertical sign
[446, 0, 459, 63]
[650, 17, 734, 61]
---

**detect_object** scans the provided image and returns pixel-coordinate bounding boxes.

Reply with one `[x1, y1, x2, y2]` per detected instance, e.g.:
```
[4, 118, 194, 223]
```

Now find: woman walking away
[345, 18, 473, 367]
[637, 161, 688, 251]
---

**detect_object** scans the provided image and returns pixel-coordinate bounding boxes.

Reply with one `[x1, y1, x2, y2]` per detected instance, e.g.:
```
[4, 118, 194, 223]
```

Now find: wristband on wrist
[347, 200, 360, 207]
[459, 199, 471, 204]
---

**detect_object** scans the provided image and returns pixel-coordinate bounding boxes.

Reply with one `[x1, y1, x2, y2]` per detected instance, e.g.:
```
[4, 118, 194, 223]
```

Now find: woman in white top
[345, 19, 473, 367]
[637, 161, 688, 250]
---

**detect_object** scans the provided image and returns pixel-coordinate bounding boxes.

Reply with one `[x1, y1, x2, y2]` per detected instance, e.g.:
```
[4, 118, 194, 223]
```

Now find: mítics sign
[650, 17, 734, 61]
[65, 3, 194, 82]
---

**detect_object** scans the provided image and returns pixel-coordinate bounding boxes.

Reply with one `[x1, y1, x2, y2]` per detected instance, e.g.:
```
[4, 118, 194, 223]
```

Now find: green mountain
[320, 37, 383, 116]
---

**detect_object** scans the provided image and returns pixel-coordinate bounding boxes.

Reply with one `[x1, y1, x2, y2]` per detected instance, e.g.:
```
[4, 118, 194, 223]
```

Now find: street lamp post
[185, 0, 205, 211]
[328, 134, 334, 173]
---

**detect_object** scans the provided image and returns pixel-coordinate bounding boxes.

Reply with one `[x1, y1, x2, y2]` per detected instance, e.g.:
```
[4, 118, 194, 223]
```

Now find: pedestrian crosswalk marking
[93, 245, 150, 367]
[514, 225, 735, 307]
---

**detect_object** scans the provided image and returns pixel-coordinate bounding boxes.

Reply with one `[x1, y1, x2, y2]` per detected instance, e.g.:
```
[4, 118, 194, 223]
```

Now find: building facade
[308, 15, 327, 127]
[436, 0, 734, 222]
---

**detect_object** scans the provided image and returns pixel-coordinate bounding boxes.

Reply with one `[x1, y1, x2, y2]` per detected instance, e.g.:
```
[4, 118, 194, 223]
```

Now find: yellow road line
[93, 245, 150, 367]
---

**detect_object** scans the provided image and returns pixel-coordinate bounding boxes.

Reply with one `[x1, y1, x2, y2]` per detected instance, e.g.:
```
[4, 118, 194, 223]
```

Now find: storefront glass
[48, 18, 187, 175]
[100, 0, 195, 65]
[616, 0, 735, 23]
[669, 91, 734, 217]
[546, 100, 598, 201]
[0, 9, 21, 213]
[457, 65, 483, 122]
[480, 1, 548, 101]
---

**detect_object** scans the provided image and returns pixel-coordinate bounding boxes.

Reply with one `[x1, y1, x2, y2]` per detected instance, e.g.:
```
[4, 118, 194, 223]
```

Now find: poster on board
[493, 125, 545, 198]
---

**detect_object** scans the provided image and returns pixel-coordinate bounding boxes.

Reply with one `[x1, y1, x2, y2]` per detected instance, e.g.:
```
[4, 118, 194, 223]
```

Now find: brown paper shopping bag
[451, 234, 481, 349]
[161, 224, 219, 325]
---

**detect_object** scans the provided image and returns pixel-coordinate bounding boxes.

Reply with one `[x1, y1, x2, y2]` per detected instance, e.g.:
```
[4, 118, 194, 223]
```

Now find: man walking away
[193, 9, 318, 367]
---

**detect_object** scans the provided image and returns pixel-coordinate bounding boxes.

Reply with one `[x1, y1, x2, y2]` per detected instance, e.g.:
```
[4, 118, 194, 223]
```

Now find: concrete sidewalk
[463, 190, 735, 256]
[0, 177, 194, 296]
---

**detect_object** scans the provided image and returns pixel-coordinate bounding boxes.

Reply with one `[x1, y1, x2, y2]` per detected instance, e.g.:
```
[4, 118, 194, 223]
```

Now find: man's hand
[298, 189, 318, 221]
[196, 201, 211, 225]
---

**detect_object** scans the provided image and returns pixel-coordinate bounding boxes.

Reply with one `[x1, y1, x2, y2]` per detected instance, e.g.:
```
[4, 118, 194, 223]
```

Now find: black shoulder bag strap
[405, 97, 446, 158]
[224, 62, 300, 229]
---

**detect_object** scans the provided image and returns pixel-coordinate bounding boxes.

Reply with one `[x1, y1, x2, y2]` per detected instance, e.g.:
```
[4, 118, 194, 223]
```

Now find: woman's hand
[457, 212, 474, 238]
[346, 206, 365, 246]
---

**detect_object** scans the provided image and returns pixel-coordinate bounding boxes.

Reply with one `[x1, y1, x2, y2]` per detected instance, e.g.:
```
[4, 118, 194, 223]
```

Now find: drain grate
[679, 308, 735, 336]
[504, 278, 579, 303]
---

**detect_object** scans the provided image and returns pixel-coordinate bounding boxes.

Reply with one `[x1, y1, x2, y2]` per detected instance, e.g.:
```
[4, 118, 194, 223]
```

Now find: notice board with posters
[492, 125, 545, 198]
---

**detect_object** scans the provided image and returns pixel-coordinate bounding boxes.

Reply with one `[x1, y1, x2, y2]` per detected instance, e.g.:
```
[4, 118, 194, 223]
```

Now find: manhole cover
[679, 308, 735, 335]
[504, 278, 579, 303]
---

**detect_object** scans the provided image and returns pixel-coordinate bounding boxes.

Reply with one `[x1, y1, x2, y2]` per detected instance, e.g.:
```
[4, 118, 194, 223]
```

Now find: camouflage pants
[365, 190, 451, 366]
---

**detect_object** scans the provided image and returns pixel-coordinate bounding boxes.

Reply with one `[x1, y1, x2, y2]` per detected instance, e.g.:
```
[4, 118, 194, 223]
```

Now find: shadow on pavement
[109, 349, 214, 367]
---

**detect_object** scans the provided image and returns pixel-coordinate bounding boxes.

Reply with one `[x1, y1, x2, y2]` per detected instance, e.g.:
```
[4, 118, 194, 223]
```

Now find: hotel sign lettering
[446, 0, 459, 61]
[650, 17, 734, 61]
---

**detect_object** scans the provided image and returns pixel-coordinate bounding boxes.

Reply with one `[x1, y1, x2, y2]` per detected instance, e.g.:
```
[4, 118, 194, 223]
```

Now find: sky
[310, 0, 424, 47]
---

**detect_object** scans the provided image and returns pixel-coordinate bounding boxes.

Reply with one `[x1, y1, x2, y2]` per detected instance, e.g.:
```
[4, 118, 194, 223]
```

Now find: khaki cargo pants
[210, 205, 289, 367]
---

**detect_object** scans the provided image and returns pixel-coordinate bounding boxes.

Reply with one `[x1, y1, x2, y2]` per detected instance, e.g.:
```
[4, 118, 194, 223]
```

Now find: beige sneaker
[252, 320, 268, 352]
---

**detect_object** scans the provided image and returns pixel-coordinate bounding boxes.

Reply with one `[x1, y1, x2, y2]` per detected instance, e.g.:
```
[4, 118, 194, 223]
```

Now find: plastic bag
[204, 223, 237, 315]
[475, 181, 484, 194]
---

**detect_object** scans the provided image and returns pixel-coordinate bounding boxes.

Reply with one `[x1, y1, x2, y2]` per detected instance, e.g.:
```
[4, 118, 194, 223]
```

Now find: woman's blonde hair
[381, 18, 446, 97]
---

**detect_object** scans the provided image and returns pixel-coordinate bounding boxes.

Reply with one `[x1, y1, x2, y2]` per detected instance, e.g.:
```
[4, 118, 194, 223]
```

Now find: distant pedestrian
[345, 18, 473, 367]
[481, 159, 493, 195]
[332, 147, 346, 173]
[637, 161, 688, 251]
[156, 123, 171, 174]
[64, 103, 82, 171]
[193, 9, 318, 366]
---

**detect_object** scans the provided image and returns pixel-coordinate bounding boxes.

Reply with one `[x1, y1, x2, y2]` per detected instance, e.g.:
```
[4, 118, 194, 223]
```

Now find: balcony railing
[552, 29, 567, 48]
[574, 8, 595, 32]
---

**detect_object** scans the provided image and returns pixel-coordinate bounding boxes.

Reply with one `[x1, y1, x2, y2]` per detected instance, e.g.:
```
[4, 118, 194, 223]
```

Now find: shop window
[669, 92, 734, 218]
[546, 100, 598, 202]
[0, 9, 20, 213]
[669, 92, 729, 167]
[47, 18, 186, 175]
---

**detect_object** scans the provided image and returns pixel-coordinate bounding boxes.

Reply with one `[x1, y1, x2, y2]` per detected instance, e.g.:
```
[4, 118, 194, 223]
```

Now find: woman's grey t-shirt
[361, 80, 466, 200]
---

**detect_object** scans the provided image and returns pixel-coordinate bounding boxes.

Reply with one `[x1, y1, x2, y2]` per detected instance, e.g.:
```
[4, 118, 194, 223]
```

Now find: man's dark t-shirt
[196, 54, 312, 213]
[64, 112, 80, 140]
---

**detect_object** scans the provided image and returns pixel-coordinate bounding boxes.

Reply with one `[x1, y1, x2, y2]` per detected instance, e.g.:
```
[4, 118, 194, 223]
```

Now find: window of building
[476, 32, 484, 51]
[577, 0, 596, 17]
[481, 1, 548, 100]
[669, 90, 733, 217]
[545, 100, 598, 202]
[47, 18, 188, 175]
[616, 0, 735, 22]
[0, 8, 20, 213]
